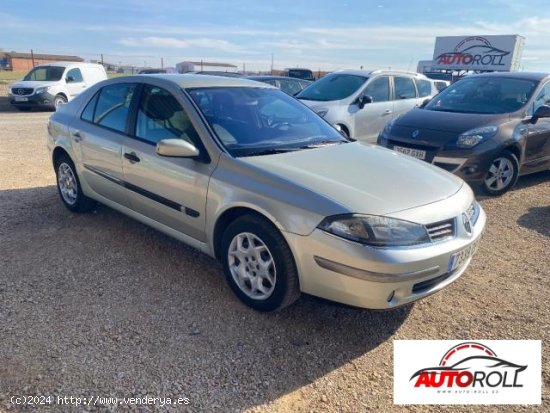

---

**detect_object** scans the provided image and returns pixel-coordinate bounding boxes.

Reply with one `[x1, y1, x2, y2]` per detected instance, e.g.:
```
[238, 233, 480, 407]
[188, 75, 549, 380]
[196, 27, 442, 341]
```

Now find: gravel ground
[0, 111, 548, 413]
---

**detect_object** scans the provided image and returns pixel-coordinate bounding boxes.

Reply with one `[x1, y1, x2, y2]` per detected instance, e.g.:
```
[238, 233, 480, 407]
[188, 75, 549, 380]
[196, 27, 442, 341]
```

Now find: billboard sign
[432, 35, 524, 71]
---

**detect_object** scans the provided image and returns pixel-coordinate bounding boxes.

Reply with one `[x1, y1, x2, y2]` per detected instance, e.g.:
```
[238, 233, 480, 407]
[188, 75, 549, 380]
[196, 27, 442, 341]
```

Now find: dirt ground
[0, 111, 548, 412]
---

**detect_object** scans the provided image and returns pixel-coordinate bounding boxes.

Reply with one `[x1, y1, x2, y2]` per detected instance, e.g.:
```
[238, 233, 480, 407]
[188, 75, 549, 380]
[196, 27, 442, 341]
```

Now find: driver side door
[122, 84, 215, 242]
[353, 75, 393, 143]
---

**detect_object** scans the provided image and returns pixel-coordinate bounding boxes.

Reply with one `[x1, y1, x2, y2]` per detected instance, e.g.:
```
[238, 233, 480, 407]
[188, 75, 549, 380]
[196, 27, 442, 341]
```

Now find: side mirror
[419, 98, 431, 108]
[531, 105, 550, 123]
[156, 139, 199, 157]
[357, 95, 373, 109]
[66, 75, 75, 83]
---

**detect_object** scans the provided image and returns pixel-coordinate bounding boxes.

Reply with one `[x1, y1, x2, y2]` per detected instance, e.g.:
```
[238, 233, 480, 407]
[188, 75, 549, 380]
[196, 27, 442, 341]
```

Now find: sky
[2, 0, 550, 72]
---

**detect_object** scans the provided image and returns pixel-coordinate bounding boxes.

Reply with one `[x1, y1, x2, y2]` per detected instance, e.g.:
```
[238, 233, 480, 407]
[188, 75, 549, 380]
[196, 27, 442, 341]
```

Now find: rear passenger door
[354, 75, 392, 143]
[392, 76, 419, 118]
[122, 84, 214, 242]
[74, 82, 137, 207]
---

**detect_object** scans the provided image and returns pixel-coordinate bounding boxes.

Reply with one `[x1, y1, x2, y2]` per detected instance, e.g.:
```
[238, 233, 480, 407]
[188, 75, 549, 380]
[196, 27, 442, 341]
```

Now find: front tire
[220, 215, 300, 312]
[53, 94, 67, 109]
[54, 154, 95, 212]
[481, 151, 519, 196]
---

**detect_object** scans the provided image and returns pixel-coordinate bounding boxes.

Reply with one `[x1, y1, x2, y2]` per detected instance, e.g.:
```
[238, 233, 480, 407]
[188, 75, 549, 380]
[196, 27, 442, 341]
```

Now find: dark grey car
[377, 72, 550, 195]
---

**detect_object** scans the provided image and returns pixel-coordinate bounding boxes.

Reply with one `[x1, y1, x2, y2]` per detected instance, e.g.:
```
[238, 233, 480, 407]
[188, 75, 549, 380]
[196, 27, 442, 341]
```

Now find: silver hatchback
[48, 75, 484, 311]
[297, 69, 438, 143]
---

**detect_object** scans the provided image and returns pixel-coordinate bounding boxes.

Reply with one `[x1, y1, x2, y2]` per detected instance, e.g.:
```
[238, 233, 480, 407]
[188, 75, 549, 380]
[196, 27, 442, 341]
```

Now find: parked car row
[47, 74, 486, 312]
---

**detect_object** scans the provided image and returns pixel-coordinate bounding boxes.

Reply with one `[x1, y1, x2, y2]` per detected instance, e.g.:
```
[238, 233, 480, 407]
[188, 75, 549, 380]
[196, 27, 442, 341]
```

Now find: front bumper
[284, 205, 486, 309]
[9, 91, 56, 109]
[378, 136, 499, 183]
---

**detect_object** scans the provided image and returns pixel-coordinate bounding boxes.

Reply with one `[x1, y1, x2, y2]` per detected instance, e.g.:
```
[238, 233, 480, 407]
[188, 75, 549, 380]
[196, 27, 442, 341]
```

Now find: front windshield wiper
[239, 147, 300, 157]
[297, 139, 346, 149]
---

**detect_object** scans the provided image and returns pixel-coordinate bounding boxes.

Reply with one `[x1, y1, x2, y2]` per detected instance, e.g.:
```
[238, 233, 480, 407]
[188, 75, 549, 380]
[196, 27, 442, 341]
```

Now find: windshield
[23, 66, 65, 82]
[297, 73, 368, 101]
[425, 77, 538, 114]
[187, 87, 347, 157]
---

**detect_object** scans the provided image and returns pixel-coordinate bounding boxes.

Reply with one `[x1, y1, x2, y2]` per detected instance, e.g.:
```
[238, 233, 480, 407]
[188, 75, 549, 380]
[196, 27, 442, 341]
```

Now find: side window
[532, 82, 550, 113]
[136, 85, 199, 145]
[394, 76, 417, 99]
[415, 79, 433, 97]
[93, 83, 136, 133]
[66, 68, 83, 83]
[364, 76, 390, 102]
[81, 91, 99, 122]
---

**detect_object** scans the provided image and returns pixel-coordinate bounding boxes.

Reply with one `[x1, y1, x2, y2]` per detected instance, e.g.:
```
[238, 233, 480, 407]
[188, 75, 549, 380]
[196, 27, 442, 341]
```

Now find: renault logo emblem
[462, 213, 472, 236]
[411, 129, 420, 138]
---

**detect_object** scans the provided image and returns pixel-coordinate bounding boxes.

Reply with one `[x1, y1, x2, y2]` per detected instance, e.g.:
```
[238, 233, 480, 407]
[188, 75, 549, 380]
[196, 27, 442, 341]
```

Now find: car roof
[132, 74, 276, 89]
[246, 75, 311, 82]
[34, 61, 103, 68]
[328, 69, 427, 78]
[463, 72, 550, 82]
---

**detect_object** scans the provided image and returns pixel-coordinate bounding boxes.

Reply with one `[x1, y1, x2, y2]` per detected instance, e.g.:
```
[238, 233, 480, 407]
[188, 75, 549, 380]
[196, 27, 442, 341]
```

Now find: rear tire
[481, 150, 519, 196]
[220, 215, 300, 312]
[54, 154, 95, 212]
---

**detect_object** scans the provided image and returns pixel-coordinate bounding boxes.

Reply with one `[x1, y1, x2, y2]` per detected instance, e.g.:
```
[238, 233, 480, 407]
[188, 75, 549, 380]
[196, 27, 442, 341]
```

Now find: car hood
[396, 108, 510, 133]
[239, 142, 463, 216]
[10, 80, 59, 90]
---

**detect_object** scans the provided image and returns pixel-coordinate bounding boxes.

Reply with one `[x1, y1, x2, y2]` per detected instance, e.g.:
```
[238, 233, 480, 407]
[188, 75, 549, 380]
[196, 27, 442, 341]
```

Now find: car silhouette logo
[411, 130, 420, 138]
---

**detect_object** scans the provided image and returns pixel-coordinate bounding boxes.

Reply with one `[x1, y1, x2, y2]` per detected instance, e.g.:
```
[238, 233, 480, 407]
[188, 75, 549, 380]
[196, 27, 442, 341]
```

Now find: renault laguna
[47, 75, 485, 311]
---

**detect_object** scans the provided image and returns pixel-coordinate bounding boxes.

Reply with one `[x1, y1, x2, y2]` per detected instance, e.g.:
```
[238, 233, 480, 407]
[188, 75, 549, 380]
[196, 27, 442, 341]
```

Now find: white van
[9, 62, 107, 111]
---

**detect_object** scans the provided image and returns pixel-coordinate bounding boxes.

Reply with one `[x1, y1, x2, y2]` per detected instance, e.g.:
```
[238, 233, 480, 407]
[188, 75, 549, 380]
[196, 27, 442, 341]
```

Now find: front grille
[426, 219, 455, 242]
[12, 87, 34, 96]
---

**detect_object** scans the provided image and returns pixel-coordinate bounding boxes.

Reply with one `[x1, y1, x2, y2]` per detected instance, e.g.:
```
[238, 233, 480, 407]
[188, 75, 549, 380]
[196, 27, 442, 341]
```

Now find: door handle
[124, 152, 140, 163]
[72, 131, 83, 142]
[383, 109, 393, 115]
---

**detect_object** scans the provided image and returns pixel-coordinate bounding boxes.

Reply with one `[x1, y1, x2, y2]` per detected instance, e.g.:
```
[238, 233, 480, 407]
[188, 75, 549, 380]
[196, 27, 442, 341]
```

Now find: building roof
[5, 52, 83, 62]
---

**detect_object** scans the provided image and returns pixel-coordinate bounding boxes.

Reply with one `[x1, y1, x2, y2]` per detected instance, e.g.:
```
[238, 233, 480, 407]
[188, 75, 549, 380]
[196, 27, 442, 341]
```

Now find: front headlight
[315, 108, 328, 118]
[318, 214, 430, 247]
[456, 125, 498, 148]
[35, 86, 51, 94]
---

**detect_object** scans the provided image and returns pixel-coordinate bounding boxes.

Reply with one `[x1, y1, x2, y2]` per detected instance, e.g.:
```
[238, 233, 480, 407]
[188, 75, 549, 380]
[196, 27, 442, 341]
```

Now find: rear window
[82, 83, 136, 133]
[394, 76, 417, 99]
[415, 79, 433, 97]
[287, 69, 314, 81]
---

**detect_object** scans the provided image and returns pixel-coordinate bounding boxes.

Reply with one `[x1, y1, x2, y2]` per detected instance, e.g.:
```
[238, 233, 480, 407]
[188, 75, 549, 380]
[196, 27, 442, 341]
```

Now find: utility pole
[242, 62, 245, 74]
[161, 57, 164, 69]
[270, 53, 274, 75]
[30, 49, 35, 68]
[101, 54, 104, 66]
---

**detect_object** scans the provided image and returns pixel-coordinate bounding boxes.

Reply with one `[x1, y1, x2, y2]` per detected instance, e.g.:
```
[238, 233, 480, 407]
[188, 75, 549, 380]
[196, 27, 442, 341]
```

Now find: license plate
[14, 96, 28, 102]
[448, 238, 481, 272]
[393, 145, 426, 160]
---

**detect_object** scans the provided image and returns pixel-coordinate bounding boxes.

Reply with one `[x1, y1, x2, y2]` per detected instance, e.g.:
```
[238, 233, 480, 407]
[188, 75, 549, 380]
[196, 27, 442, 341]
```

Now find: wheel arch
[212, 206, 283, 261]
[52, 146, 71, 167]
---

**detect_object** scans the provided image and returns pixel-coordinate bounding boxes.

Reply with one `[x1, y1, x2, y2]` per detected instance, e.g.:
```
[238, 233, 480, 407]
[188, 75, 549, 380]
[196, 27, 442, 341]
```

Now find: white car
[297, 69, 438, 143]
[9, 62, 107, 110]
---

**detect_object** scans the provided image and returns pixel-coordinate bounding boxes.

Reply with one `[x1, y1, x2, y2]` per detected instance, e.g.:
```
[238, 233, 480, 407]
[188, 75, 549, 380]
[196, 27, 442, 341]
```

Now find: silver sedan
[47, 75, 485, 311]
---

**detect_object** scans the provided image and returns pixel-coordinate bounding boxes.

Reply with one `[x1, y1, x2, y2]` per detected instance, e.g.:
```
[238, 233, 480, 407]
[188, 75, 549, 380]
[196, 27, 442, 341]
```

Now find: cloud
[117, 36, 247, 53]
